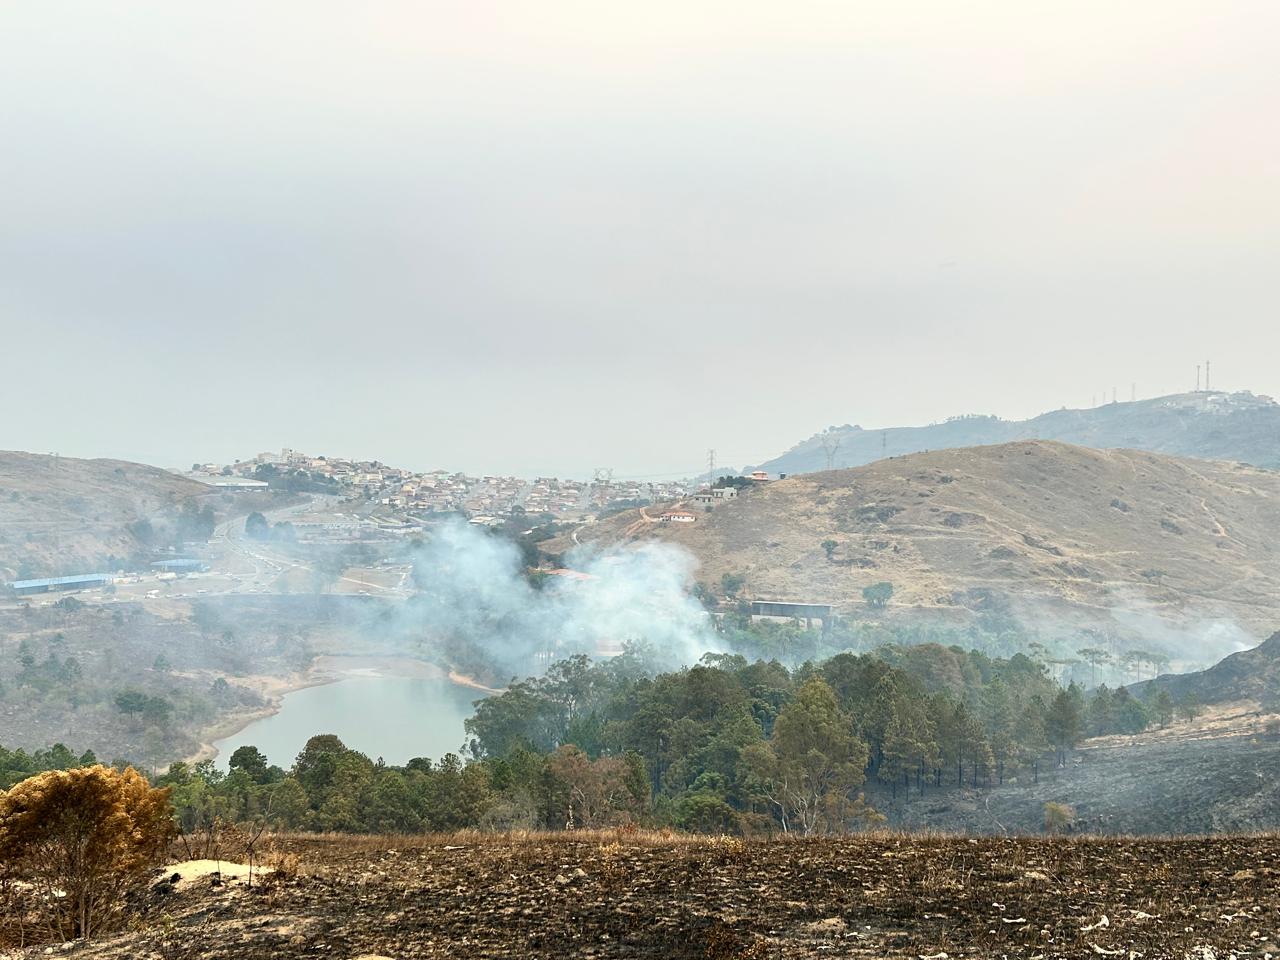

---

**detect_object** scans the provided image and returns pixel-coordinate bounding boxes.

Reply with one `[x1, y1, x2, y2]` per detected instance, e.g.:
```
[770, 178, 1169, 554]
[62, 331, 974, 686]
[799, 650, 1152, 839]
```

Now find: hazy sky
[2, 2, 1277, 477]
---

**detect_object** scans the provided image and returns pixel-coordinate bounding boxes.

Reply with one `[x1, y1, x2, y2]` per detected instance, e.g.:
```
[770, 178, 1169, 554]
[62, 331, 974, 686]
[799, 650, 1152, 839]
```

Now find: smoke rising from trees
[408, 520, 718, 679]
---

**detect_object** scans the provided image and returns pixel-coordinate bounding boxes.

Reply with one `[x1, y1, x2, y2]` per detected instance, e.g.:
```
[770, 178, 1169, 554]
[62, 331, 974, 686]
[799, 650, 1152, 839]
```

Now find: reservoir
[212, 658, 486, 769]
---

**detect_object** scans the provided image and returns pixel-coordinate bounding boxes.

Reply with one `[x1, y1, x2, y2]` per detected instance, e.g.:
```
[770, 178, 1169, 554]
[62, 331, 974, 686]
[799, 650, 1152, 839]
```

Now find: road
[209, 496, 319, 592]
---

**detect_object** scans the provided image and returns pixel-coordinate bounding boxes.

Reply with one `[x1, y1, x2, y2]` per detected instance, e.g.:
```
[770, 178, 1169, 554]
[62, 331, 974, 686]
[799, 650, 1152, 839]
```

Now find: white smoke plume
[407, 519, 718, 679]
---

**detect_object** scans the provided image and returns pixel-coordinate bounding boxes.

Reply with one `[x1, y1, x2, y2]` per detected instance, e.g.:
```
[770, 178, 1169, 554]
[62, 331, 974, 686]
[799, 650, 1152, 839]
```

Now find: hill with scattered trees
[0, 450, 278, 580]
[754, 390, 1280, 475]
[560, 441, 1280, 663]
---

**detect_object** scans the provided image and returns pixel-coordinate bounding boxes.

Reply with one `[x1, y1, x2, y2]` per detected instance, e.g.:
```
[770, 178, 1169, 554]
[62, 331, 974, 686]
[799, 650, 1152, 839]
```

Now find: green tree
[244, 512, 270, 540]
[113, 690, 149, 719]
[1176, 692, 1202, 723]
[229, 745, 270, 784]
[862, 582, 894, 608]
[1152, 688, 1175, 728]
[1045, 685, 1084, 766]
[363, 771, 423, 832]
[266, 776, 310, 829]
[1076, 646, 1111, 687]
[1109, 687, 1149, 734]
[742, 679, 873, 835]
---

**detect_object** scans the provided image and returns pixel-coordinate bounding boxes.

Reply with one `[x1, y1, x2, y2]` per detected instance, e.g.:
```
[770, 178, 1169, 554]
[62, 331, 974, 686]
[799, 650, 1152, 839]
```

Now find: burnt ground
[16, 832, 1280, 960]
[878, 709, 1280, 835]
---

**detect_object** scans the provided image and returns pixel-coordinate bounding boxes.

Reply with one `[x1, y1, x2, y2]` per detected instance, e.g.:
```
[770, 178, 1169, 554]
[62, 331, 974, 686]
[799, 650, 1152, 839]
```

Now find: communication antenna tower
[1205, 360, 1211, 392]
[1196, 364, 1200, 392]
[706, 449, 716, 489]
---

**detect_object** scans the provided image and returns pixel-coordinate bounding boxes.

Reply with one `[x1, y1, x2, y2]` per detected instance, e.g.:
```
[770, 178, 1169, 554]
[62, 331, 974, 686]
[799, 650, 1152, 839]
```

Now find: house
[711, 486, 738, 500]
[660, 510, 696, 523]
[749, 470, 770, 482]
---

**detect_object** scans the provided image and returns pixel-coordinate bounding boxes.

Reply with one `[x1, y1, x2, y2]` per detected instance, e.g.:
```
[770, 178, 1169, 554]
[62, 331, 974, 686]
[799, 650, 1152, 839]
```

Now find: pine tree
[1045, 687, 1084, 766]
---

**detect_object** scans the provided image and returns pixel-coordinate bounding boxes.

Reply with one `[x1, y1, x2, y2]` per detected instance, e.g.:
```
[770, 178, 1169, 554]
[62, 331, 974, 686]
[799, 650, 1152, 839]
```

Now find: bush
[1043, 801, 1075, 834]
[0, 765, 175, 941]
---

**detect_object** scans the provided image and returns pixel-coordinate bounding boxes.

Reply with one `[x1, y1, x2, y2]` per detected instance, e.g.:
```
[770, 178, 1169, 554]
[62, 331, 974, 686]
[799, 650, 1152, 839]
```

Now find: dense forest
[2, 643, 1198, 835]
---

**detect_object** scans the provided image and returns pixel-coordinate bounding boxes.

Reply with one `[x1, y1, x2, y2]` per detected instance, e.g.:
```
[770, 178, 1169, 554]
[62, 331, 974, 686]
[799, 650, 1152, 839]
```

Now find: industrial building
[199, 477, 270, 491]
[749, 599, 835, 631]
[6, 573, 115, 596]
[151, 559, 208, 573]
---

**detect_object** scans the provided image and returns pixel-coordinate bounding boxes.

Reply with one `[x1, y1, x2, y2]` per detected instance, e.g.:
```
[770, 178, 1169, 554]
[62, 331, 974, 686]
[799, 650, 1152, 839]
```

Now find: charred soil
[22, 832, 1280, 959]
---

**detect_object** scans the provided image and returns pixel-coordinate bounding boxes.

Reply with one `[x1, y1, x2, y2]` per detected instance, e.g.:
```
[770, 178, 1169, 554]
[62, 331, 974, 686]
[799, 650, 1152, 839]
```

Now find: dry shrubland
[0, 765, 174, 946]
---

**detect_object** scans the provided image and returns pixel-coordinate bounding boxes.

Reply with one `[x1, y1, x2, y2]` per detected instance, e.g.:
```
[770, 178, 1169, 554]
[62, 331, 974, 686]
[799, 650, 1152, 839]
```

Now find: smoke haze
[409, 520, 717, 678]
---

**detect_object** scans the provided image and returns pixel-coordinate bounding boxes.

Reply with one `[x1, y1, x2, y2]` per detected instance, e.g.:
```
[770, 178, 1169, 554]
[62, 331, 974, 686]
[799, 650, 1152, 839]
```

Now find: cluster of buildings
[191, 449, 695, 522]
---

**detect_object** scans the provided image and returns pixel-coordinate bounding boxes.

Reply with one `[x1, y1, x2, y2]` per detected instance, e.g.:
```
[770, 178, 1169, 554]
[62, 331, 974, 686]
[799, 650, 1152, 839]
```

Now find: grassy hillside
[0, 450, 239, 579]
[758, 390, 1280, 475]
[561, 441, 1280, 654]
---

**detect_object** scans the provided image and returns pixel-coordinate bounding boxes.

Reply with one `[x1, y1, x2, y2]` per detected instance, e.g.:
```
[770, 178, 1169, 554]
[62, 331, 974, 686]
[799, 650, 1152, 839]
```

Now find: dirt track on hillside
[25, 833, 1280, 959]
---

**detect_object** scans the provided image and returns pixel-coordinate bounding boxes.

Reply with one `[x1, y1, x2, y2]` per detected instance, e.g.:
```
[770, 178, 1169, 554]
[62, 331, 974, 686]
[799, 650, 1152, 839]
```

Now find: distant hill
[1134, 631, 1280, 708]
[754, 391, 1280, 476]
[560, 441, 1280, 660]
[0, 451, 221, 580]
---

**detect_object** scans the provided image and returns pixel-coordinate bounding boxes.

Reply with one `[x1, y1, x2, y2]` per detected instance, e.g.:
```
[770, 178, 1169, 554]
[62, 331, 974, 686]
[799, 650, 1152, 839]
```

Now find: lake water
[213, 669, 484, 770]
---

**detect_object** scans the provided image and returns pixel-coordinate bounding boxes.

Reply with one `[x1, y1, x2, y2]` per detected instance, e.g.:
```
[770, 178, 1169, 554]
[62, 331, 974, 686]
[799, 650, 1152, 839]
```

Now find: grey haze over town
[8, 4, 1280, 957]
[3, 2, 1279, 478]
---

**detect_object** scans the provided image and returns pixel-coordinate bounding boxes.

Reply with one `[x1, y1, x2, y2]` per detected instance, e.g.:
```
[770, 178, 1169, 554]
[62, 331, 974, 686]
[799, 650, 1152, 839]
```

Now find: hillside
[0, 450, 219, 579]
[1134, 630, 1280, 708]
[756, 390, 1280, 475]
[561, 441, 1280, 657]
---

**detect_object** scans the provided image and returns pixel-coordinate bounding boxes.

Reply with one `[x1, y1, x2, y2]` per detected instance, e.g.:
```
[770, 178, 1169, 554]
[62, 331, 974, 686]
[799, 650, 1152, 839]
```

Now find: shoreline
[184, 654, 502, 767]
[448, 669, 505, 696]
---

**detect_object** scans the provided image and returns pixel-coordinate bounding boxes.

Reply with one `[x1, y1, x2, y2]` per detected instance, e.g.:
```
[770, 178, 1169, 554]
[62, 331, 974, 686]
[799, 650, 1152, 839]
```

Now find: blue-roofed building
[6, 573, 115, 596]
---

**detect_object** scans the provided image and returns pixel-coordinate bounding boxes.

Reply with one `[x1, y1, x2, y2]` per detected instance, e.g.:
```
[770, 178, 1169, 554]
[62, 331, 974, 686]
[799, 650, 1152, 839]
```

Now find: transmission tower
[592, 467, 613, 509]
[819, 433, 842, 471]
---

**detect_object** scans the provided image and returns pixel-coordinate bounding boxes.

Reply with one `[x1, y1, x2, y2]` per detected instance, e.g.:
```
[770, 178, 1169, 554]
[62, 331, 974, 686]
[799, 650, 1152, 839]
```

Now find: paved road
[210, 497, 319, 591]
